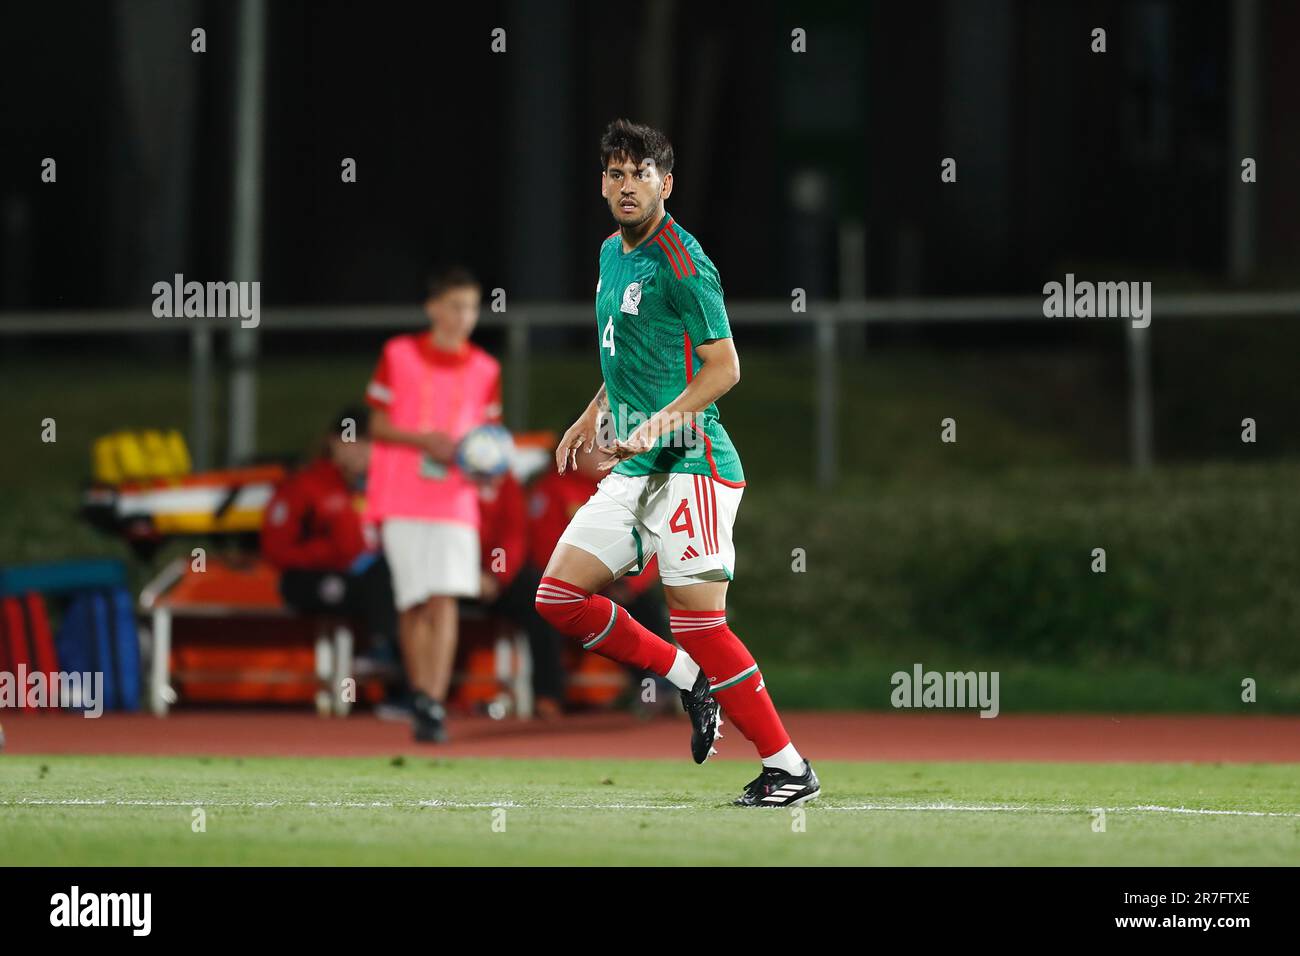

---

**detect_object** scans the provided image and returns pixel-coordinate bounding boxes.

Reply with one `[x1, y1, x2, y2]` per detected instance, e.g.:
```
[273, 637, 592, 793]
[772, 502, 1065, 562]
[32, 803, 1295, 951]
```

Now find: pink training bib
[364, 333, 502, 528]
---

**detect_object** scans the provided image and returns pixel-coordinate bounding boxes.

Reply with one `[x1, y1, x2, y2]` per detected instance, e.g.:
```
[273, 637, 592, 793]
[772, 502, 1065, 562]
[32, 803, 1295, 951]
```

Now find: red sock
[535, 577, 677, 675]
[669, 610, 791, 759]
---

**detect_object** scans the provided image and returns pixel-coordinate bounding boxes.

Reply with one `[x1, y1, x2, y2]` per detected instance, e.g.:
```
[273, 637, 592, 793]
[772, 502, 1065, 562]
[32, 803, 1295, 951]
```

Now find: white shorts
[557, 472, 744, 587]
[381, 519, 480, 610]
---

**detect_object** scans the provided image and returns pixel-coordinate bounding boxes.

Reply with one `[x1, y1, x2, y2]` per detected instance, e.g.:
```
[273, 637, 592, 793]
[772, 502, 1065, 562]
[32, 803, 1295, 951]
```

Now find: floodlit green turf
[2, 756, 1297, 866]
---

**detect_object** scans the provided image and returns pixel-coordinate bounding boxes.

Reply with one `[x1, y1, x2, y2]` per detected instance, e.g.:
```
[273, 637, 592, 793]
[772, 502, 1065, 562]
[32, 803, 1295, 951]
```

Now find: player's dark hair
[600, 118, 674, 175]
[314, 405, 369, 459]
[425, 264, 480, 301]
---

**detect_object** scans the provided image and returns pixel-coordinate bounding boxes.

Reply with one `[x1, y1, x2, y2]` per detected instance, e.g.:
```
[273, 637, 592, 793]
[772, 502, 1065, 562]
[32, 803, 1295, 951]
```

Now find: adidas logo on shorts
[680, 546, 699, 561]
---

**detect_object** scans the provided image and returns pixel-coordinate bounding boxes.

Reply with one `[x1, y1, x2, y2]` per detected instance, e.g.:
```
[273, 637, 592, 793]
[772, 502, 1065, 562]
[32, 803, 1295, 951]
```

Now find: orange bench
[138, 555, 533, 718]
[139, 555, 365, 716]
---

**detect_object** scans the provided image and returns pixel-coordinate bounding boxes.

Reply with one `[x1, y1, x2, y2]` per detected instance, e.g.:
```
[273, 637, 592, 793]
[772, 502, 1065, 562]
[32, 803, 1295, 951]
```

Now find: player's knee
[534, 577, 592, 633]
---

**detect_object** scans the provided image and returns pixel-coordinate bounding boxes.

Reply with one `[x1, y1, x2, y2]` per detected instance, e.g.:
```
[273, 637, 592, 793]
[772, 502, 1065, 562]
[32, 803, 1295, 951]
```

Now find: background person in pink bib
[364, 265, 502, 742]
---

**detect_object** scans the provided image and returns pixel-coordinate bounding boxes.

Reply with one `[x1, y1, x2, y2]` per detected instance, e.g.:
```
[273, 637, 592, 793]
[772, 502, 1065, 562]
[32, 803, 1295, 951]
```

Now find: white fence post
[815, 311, 838, 488]
[1126, 321, 1154, 471]
[226, 0, 266, 466]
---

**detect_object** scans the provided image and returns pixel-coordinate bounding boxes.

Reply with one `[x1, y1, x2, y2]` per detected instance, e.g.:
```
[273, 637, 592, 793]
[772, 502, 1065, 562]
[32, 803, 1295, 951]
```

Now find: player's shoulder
[652, 217, 717, 282]
[380, 331, 420, 359]
[664, 217, 703, 257]
[465, 341, 500, 373]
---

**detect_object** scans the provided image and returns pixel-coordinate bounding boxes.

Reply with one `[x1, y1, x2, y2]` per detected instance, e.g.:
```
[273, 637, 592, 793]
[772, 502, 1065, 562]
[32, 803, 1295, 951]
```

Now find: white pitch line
[0, 798, 693, 811]
[824, 803, 1059, 813]
[822, 803, 1300, 818]
[415, 800, 692, 810]
[1124, 804, 1300, 818]
[2, 797, 1299, 817]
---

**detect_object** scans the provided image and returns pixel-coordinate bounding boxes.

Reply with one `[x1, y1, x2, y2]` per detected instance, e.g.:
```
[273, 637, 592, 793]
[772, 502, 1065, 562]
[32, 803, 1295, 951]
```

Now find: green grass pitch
[2, 756, 1298, 865]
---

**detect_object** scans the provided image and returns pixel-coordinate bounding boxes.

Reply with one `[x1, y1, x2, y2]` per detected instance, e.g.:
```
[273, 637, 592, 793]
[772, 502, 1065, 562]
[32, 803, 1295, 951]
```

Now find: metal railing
[4, 292, 1300, 485]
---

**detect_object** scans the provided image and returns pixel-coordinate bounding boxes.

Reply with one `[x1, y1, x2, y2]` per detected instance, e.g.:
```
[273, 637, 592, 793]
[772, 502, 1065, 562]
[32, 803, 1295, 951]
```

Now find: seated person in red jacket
[524, 442, 671, 713]
[261, 407, 397, 666]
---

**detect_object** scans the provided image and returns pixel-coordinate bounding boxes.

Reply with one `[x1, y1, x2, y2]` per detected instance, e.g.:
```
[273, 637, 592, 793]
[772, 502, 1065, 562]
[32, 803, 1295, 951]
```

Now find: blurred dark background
[3, 0, 1298, 308]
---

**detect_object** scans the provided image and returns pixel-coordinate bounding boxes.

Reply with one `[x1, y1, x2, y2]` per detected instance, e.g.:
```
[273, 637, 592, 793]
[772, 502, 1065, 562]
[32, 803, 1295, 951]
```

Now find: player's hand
[556, 411, 598, 474]
[595, 420, 657, 472]
[421, 431, 457, 464]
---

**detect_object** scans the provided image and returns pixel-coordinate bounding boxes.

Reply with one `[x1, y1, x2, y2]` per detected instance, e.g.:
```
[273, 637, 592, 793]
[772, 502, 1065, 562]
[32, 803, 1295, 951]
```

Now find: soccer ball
[456, 425, 514, 480]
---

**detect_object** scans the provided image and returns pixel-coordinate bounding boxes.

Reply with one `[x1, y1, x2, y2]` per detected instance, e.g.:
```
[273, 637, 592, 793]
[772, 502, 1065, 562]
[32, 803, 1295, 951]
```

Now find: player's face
[425, 285, 481, 345]
[602, 154, 672, 228]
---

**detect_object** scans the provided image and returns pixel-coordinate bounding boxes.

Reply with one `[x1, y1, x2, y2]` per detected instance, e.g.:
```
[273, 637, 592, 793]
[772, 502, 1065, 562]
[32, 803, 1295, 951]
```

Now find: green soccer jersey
[594, 214, 745, 485]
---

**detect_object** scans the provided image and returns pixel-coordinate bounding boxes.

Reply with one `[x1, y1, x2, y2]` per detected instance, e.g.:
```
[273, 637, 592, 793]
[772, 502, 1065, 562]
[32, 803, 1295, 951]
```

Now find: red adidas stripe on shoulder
[664, 222, 696, 276]
[655, 234, 685, 278]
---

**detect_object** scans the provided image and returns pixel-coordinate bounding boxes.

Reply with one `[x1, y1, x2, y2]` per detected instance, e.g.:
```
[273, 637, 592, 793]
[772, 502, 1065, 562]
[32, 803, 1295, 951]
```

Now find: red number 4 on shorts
[669, 498, 695, 538]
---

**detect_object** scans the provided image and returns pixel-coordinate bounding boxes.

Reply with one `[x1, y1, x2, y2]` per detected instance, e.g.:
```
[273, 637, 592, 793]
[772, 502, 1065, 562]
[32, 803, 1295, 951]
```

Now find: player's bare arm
[555, 384, 610, 474]
[596, 337, 741, 471]
[370, 407, 456, 463]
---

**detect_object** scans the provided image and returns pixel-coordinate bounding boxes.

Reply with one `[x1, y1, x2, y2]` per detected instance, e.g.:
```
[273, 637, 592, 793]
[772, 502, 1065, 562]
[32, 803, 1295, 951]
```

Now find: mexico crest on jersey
[620, 281, 641, 315]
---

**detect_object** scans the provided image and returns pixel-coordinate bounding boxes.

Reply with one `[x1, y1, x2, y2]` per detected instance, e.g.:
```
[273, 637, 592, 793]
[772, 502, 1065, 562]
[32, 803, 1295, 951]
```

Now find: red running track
[1, 711, 1298, 762]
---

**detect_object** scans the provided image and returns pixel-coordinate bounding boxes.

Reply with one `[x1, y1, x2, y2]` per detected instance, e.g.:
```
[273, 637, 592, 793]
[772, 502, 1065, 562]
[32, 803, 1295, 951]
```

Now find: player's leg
[396, 602, 430, 696]
[382, 519, 477, 742]
[537, 547, 692, 680]
[418, 522, 481, 740]
[655, 474, 818, 805]
[383, 521, 437, 724]
[664, 579, 818, 806]
[395, 598, 453, 743]
[534, 480, 702, 696]
[393, 594, 452, 740]
[661, 580, 791, 761]
[423, 594, 457, 701]
[541, 541, 618, 595]
[397, 595, 457, 742]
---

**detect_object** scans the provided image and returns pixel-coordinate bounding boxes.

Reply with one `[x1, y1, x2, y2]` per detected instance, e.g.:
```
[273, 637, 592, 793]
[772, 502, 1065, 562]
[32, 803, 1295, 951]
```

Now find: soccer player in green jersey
[534, 119, 818, 807]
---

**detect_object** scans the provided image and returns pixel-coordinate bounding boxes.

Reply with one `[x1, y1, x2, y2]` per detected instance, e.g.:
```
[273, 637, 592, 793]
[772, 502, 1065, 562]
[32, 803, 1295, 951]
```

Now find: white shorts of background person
[381, 519, 480, 611]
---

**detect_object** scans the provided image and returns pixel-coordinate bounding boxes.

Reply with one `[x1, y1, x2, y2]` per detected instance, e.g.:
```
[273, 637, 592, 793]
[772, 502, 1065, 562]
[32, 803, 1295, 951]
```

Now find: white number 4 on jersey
[602, 316, 615, 356]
